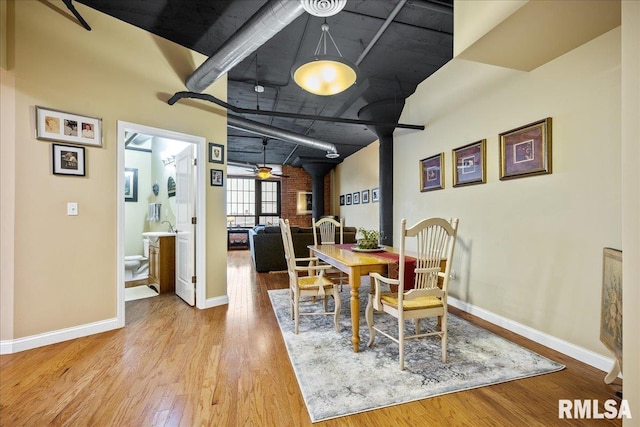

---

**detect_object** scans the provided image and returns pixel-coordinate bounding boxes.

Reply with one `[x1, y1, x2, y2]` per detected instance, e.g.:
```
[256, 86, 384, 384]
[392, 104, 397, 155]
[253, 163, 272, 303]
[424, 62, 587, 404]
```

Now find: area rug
[268, 288, 564, 423]
[125, 285, 158, 302]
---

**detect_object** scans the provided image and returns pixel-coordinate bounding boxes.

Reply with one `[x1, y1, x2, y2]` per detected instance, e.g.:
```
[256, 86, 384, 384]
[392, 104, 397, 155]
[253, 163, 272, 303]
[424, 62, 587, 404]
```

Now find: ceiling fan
[229, 138, 288, 180]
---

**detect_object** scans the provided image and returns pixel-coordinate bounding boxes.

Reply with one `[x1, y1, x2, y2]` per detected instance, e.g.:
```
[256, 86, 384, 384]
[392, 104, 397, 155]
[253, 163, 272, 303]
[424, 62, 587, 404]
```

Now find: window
[226, 178, 281, 227]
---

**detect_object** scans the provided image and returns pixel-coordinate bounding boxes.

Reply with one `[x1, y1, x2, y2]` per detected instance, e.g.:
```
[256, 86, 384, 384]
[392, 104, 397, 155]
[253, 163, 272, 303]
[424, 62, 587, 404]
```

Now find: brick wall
[280, 165, 333, 227]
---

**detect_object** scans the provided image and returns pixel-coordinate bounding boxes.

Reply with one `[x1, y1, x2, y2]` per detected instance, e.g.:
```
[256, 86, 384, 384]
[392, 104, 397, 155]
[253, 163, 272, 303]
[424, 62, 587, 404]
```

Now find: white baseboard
[448, 296, 616, 374]
[200, 294, 229, 309]
[0, 318, 120, 355]
[1, 296, 230, 354]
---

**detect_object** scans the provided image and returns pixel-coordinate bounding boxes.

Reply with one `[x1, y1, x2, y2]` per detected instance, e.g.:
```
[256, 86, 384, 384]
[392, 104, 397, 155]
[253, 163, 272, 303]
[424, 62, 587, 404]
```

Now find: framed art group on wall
[36, 106, 103, 179]
[340, 187, 376, 206]
[419, 117, 552, 192]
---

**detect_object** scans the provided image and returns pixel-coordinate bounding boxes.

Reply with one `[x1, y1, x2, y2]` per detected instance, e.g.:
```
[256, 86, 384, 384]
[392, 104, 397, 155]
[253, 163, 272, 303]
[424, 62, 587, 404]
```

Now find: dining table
[307, 243, 401, 353]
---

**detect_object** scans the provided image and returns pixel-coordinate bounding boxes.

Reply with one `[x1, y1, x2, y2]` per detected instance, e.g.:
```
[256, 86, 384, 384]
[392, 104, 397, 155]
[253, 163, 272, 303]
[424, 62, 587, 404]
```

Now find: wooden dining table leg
[349, 266, 361, 352]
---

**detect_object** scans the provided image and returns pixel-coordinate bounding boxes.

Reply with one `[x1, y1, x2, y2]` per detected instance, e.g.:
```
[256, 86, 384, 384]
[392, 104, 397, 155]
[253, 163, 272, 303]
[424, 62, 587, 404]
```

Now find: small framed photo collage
[339, 187, 378, 206]
[36, 106, 102, 179]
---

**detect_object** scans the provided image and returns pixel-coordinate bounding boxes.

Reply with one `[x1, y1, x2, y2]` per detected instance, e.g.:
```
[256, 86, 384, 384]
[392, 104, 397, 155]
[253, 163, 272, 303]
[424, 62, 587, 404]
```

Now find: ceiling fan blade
[228, 161, 258, 171]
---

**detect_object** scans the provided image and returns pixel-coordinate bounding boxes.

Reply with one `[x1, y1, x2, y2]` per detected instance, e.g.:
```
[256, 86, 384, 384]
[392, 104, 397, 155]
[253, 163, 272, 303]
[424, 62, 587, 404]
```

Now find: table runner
[336, 244, 417, 289]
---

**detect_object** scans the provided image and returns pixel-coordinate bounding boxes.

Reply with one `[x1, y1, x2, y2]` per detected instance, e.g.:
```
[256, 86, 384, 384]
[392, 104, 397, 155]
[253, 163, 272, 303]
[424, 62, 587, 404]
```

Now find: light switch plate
[67, 202, 78, 216]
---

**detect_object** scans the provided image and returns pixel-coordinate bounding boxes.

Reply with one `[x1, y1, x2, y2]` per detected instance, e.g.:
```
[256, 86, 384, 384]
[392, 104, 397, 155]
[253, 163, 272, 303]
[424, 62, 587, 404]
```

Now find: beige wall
[621, 0, 640, 422]
[335, 141, 380, 232]
[453, 0, 526, 56]
[397, 28, 621, 355]
[0, 0, 16, 341]
[1, 1, 228, 341]
[338, 2, 639, 418]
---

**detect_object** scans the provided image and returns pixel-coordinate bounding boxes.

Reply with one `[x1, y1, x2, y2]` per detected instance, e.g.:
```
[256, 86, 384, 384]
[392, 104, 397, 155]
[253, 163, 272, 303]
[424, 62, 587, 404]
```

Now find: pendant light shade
[292, 23, 358, 96]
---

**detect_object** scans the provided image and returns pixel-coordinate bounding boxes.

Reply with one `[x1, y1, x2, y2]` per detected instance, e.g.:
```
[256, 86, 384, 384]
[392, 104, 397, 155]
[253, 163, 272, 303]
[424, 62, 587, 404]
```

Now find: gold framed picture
[453, 139, 486, 187]
[420, 153, 444, 192]
[600, 247, 622, 367]
[499, 117, 552, 180]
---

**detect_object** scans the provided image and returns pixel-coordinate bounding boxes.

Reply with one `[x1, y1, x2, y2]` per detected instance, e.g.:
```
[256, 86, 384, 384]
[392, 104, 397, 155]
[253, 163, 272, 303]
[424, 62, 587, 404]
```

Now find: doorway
[116, 121, 207, 326]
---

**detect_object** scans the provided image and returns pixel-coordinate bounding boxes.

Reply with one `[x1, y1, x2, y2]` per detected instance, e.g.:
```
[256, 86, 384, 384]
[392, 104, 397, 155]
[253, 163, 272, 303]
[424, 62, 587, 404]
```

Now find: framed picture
[499, 117, 552, 180]
[339, 195, 345, 206]
[52, 144, 85, 176]
[600, 247, 622, 367]
[210, 169, 224, 186]
[167, 176, 176, 197]
[362, 189, 370, 203]
[372, 187, 379, 202]
[353, 191, 360, 204]
[420, 153, 444, 192]
[453, 139, 486, 187]
[208, 142, 224, 164]
[346, 193, 352, 205]
[297, 191, 312, 214]
[36, 106, 102, 147]
[124, 168, 138, 202]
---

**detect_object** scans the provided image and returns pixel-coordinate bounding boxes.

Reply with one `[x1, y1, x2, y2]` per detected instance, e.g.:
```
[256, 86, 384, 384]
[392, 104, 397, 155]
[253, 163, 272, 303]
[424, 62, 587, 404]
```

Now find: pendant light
[292, 20, 358, 96]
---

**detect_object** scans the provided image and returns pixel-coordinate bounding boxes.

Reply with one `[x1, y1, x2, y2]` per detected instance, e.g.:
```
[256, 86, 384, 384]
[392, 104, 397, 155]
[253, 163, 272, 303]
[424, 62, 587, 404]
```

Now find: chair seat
[297, 275, 335, 290]
[380, 292, 443, 310]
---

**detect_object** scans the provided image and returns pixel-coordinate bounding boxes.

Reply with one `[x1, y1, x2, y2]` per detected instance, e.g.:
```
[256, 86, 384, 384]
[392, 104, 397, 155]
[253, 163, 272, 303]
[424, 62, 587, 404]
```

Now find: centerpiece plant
[357, 228, 380, 249]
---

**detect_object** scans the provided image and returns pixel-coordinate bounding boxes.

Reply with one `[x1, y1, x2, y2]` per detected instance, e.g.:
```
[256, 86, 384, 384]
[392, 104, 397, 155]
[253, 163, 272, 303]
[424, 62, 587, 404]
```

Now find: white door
[175, 145, 196, 306]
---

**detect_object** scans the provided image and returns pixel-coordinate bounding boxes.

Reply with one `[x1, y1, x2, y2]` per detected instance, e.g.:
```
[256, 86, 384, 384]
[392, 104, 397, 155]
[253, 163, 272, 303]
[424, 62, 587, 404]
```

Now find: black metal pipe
[168, 91, 425, 131]
[62, 0, 91, 31]
[379, 134, 393, 246]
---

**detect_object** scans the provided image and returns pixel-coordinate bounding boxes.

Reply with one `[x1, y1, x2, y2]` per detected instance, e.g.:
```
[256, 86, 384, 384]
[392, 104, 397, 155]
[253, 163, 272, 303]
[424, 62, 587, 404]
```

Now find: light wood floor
[1, 250, 622, 426]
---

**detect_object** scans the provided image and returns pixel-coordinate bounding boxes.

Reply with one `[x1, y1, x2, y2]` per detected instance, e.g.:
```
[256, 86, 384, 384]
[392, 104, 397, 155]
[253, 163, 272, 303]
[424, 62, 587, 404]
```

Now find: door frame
[116, 121, 207, 326]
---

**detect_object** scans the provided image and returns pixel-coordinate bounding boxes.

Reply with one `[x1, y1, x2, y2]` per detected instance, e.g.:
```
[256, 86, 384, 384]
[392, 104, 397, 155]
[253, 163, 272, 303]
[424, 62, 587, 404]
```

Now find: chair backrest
[312, 217, 344, 245]
[279, 219, 297, 280]
[398, 217, 459, 295]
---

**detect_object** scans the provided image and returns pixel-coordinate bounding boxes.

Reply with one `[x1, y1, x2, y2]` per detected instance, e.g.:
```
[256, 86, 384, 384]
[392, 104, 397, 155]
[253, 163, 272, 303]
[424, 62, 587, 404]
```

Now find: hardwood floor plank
[0, 250, 622, 426]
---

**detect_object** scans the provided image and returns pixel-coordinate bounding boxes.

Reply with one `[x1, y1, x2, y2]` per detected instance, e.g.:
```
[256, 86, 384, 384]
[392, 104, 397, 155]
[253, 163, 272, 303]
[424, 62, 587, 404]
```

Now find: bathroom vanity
[144, 233, 176, 294]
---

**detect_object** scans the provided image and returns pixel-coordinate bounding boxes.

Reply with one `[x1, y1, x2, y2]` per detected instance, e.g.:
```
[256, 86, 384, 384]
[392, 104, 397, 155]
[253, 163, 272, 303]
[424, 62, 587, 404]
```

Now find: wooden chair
[312, 217, 347, 289]
[313, 216, 344, 245]
[280, 218, 341, 334]
[365, 217, 459, 370]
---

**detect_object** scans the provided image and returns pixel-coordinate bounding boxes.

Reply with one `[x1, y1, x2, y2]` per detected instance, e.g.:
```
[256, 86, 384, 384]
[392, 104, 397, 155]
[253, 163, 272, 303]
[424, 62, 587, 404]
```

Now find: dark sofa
[249, 225, 357, 272]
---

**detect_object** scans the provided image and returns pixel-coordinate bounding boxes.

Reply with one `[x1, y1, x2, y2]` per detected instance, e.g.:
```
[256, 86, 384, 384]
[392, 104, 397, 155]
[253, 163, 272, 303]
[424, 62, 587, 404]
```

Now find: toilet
[124, 239, 150, 281]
